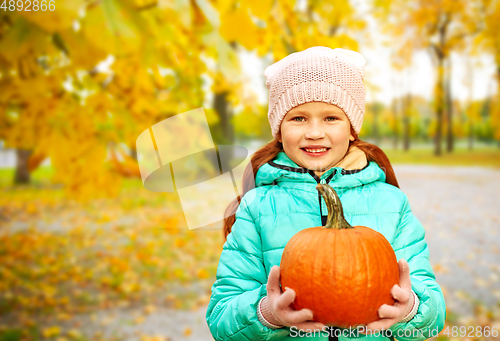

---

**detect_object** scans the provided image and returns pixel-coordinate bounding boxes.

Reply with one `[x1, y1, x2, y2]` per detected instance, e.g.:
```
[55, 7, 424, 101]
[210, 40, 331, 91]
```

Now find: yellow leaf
[197, 268, 210, 279]
[0, 17, 49, 62]
[175, 238, 186, 248]
[140, 336, 167, 341]
[26, 203, 37, 214]
[67, 329, 82, 339]
[220, 8, 259, 50]
[81, 0, 142, 56]
[42, 326, 61, 338]
[144, 304, 157, 314]
[18, 1, 83, 33]
[193, 0, 220, 27]
[56, 312, 71, 321]
[58, 28, 110, 69]
[243, 0, 273, 19]
[174, 269, 184, 278]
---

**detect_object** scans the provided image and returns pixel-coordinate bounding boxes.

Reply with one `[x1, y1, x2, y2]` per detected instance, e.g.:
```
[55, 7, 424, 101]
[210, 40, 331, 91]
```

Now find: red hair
[222, 125, 400, 241]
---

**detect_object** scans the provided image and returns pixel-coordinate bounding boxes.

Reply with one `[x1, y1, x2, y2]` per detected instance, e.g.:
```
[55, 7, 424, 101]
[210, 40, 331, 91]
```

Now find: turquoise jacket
[206, 146, 446, 341]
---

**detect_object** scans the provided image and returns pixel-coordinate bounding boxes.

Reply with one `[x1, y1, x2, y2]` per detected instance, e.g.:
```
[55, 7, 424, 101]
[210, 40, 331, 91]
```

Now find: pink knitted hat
[264, 46, 367, 138]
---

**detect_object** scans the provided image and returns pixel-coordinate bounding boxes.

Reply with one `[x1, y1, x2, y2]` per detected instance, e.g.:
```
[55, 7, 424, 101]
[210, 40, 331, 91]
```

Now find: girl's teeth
[304, 148, 327, 153]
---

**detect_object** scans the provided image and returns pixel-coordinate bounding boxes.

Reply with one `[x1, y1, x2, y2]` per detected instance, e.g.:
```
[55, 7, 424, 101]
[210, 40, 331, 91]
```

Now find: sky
[238, 0, 498, 107]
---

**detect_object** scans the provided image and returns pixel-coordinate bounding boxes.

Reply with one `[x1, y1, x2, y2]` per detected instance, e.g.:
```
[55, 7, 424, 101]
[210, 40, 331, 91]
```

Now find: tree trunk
[130, 145, 138, 162]
[467, 57, 474, 152]
[213, 90, 234, 172]
[392, 97, 399, 150]
[434, 54, 445, 156]
[468, 119, 473, 151]
[14, 149, 32, 185]
[445, 58, 454, 152]
[497, 68, 500, 149]
[403, 93, 411, 151]
[373, 105, 380, 146]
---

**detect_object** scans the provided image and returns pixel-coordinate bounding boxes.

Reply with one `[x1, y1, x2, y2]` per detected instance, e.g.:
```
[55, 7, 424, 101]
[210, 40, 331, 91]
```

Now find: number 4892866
[443, 325, 498, 338]
[1, 0, 56, 11]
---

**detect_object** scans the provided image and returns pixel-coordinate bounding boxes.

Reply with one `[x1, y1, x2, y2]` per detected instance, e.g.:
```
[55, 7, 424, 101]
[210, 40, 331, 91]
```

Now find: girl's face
[278, 101, 355, 177]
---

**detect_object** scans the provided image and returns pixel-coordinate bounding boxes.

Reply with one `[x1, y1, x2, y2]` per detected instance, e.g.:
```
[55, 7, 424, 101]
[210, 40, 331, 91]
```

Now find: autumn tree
[0, 0, 216, 200]
[373, 0, 481, 155]
[390, 38, 416, 151]
[0, 4, 85, 184]
[476, 0, 500, 147]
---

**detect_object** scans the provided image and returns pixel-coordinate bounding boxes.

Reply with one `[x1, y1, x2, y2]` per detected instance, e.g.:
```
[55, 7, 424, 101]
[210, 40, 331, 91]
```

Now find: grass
[0, 164, 55, 187]
[384, 147, 500, 168]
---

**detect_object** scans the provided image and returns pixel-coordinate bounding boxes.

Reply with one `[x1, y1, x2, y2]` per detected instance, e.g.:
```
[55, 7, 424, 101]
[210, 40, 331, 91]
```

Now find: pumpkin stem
[316, 183, 354, 230]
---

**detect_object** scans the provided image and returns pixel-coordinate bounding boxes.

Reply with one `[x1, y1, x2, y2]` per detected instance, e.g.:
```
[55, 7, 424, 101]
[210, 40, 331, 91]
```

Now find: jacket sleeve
[205, 193, 290, 341]
[389, 194, 447, 341]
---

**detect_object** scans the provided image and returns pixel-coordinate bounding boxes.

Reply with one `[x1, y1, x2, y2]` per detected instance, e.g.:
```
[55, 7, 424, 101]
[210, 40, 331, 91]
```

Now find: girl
[205, 46, 446, 341]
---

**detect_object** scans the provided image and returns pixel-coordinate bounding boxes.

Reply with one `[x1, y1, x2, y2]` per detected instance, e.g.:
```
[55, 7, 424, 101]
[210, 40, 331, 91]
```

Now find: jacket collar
[255, 145, 386, 189]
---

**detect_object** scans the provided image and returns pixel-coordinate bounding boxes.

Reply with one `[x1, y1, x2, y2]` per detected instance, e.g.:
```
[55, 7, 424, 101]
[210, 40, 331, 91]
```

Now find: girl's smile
[278, 101, 355, 177]
[300, 145, 330, 157]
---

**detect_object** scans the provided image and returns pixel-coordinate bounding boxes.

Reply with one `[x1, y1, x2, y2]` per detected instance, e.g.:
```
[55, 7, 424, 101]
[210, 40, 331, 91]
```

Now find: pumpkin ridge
[369, 229, 384, 323]
[357, 228, 370, 323]
[379, 232, 399, 304]
[373, 230, 394, 320]
[331, 227, 338, 324]
[346, 230, 353, 293]
[300, 230, 313, 309]
[326, 228, 336, 324]
[311, 229, 323, 317]
[294, 232, 307, 310]
[346, 229, 358, 324]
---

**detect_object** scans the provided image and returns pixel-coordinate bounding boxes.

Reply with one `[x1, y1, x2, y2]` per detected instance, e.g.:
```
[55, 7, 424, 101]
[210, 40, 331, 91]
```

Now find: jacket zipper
[307, 170, 339, 341]
[307, 170, 337, 226]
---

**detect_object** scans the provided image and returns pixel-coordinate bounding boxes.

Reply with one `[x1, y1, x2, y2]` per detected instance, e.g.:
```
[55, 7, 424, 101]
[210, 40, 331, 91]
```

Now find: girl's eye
[291, 116, 338, 122]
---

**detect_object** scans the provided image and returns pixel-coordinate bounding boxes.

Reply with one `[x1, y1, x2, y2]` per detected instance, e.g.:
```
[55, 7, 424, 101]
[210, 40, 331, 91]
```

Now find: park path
[394, 165, 500, 319]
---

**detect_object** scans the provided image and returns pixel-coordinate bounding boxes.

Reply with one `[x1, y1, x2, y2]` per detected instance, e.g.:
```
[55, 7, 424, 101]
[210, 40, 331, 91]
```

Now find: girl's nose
[305, 123, 326, 139]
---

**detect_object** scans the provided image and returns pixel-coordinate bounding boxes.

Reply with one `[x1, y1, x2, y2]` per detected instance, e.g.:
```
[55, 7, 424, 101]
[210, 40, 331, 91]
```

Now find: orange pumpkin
[280, 183, 399, 328]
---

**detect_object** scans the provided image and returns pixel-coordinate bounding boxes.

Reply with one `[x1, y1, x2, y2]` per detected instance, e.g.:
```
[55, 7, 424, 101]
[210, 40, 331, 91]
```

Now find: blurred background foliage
[1, 0, 500, 340]
[0, 0, 499, 201]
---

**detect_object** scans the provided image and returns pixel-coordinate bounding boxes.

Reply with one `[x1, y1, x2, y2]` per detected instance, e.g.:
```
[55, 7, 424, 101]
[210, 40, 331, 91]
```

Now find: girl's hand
[264, 265, 325, 331]
[361, 259, 414, 333]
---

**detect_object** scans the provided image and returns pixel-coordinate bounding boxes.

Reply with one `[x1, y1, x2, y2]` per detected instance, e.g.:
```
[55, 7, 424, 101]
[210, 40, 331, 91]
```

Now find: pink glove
[259, 265, 325, 331]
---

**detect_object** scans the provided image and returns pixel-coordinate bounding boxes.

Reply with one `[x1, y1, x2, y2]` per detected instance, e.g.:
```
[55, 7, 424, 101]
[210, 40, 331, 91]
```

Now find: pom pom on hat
[264, 46, 367, 138]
